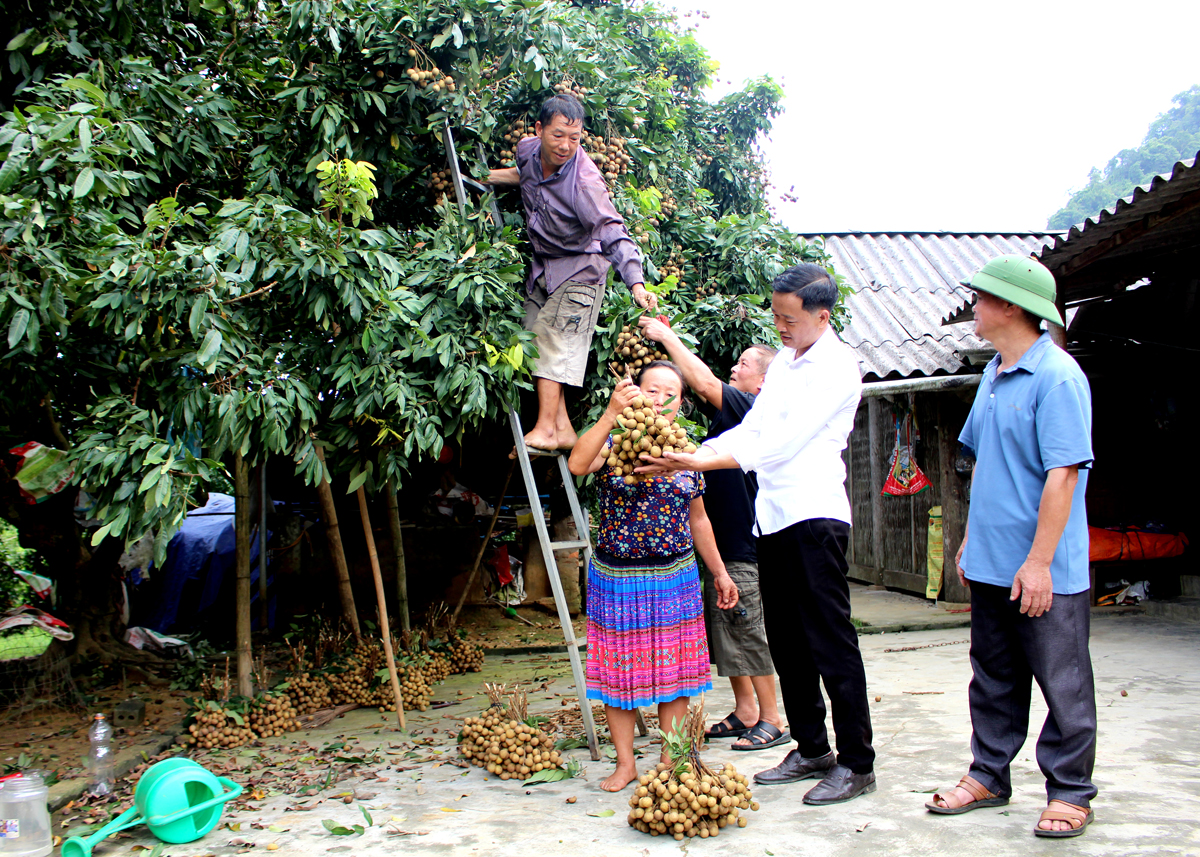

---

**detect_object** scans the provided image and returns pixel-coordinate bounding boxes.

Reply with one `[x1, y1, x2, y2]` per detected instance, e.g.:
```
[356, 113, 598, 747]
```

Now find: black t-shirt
[697, 383, 758, 564]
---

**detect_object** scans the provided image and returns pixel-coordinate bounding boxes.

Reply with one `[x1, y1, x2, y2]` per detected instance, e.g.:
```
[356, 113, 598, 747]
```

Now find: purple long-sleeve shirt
[515, 135, 644, 294]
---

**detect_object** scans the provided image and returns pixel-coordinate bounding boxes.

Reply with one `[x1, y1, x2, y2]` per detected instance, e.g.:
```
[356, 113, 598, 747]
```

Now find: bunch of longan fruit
[458, 715, 563, 781]
[627, 761, 758, 839]
[247, 694, 301, 739]
[608, 394, 696, 484]
[612, 324, 668, 376]
[182, 709, 257, 750]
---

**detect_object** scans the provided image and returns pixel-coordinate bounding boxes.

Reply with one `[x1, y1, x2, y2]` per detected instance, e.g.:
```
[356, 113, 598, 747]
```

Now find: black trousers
[757, 518, 875, 774]
[967, 582, 1098, 807]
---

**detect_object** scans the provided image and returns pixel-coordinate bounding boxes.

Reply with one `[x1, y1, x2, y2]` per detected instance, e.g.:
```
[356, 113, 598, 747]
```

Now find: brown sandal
[925, 774, 1009, 815]
[1034, 801, 1093, 838]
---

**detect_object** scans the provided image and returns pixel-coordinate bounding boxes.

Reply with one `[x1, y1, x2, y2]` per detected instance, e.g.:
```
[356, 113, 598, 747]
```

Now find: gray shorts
[703, 561, 775, 677]
[522, 276, 604, 387]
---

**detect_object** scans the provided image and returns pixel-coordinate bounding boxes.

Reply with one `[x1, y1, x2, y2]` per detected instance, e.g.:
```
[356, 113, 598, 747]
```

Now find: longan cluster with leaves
[458, 685, 567, 782]
[606, 392, 696, 484]
[627, 705, 758, 839]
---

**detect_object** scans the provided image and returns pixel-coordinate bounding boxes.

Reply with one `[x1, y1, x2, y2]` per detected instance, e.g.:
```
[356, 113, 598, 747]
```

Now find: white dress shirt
[705, 327, 861, 535]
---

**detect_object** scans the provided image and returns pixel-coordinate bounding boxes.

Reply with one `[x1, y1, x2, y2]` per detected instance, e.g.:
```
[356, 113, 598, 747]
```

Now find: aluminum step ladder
[505, 421, 602, 759]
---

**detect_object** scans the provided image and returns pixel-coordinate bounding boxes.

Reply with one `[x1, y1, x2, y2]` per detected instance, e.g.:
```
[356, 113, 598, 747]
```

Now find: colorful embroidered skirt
[585, 549, 712, 709]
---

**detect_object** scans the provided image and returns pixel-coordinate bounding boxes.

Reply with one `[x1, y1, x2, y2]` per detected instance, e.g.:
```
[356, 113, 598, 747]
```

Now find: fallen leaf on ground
[587, 810, 615, 818]
[439, 808, 461, 813]
[856, 822, 871, 833]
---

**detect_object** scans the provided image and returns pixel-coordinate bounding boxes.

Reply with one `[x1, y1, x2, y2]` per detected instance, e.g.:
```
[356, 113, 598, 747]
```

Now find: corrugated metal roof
[805, 232, 1059, 380]
[1037, 151, 1200, 298]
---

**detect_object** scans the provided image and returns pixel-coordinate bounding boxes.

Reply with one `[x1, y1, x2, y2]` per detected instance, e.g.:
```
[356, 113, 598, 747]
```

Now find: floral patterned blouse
[595, 457, 705, 560]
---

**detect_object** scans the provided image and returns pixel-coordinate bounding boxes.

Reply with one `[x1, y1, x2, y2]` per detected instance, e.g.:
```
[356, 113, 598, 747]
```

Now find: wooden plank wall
[843, 390, 971, 601]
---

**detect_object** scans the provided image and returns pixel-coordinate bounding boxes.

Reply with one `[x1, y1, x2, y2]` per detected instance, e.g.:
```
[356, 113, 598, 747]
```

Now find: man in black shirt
[638, 317, 787, 750]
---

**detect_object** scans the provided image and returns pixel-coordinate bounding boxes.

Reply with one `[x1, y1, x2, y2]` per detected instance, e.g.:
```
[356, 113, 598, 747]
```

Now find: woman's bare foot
[599, 762, 639, 792]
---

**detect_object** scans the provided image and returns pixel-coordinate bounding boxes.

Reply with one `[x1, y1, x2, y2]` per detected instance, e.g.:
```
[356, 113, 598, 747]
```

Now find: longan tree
[0, 0, 839, 663]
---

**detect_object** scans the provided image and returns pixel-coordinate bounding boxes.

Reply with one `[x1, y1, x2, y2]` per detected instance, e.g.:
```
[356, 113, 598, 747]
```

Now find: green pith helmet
[960, 255, 1064, 326]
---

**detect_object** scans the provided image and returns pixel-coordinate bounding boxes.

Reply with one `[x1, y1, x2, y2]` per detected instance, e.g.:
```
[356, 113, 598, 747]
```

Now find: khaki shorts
[703, 561, 775, 677]
[522, 276, 604, 387]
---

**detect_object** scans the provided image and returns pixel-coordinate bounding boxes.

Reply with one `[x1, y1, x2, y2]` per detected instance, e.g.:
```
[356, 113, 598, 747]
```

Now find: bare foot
[509, 427, 559, 459]
[555, 428, 578, 450]
[599, 763, 638, 792]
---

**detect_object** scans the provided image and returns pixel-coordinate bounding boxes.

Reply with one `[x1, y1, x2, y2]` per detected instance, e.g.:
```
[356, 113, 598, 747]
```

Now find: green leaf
[73, 168, 95, 199]
[359, 805, 373, 827]
[344, 469, 369, 495]
[7, 309, 30, 348]
[5, 30, 34, 51]
[79, 117, 92, 153]
[522, 767, 570, 786]
[197, 328, 222, 368]
[587, 809, 615, 817]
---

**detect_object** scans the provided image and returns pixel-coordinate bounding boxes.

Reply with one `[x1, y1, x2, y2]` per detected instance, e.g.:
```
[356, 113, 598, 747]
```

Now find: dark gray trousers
[967, 582, 1098, 808]
[758, 519, 875, 774]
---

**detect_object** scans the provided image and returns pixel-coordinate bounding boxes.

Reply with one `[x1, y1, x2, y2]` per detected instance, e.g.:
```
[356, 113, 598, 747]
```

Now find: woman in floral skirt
[569, 361, 739, 792]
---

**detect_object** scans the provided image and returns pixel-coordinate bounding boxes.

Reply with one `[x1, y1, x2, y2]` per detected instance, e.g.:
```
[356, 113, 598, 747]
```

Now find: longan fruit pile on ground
[284, 671, 332, 716]
[182, 710, 256, 750]
[458, 715, 563, 780]
[583, 133, 630, 184]
[247, 694, 301, 738]
[608, 394, 696, 484]
[422, 651, 452, 686]
[612, 325, 668, 376]
[448, 637, 485, 673]
[627, 761, 758, 839]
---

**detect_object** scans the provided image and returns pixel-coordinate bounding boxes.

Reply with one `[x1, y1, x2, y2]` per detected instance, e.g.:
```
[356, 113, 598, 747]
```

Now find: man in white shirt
[639, 263, 875, 805]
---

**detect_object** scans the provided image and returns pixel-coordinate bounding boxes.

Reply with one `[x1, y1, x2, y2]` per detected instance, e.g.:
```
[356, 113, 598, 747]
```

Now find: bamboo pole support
[451, 458, 515, 626]
[313, 443, 362, 641]
[233, 451, 254, 697]
[356, 486, 407, 731]
[385, 481, 410, 634]
[258, 461, 269, 631]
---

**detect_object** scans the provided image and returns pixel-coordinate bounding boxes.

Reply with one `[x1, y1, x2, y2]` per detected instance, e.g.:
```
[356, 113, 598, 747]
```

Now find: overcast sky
[673, 0, 1200, 234]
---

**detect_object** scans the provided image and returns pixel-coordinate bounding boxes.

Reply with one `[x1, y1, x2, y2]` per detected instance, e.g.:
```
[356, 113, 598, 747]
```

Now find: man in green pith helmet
[924, 255, 1098, 839]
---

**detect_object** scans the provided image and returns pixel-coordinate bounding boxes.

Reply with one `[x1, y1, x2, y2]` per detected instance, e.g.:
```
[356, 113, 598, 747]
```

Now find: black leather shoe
[802, 764, 877, 805]
[753, 749, 836, 785]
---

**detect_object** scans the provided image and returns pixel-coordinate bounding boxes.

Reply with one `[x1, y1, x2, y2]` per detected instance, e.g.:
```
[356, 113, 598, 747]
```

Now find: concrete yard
[69, 598, 1199, 857]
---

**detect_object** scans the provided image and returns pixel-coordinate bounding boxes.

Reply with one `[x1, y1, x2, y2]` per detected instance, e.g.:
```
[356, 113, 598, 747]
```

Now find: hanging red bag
[881, 410, 931, 496]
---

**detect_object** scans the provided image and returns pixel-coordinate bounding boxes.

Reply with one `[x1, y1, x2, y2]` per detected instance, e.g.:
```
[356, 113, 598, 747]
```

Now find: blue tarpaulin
[138, 493, 274, 633]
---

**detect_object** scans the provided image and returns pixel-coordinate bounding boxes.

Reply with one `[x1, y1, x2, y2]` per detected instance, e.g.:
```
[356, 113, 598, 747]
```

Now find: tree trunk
[234, 451, 253, 697]
[385, 481, 410, 634]
[313, 444, 361, 641]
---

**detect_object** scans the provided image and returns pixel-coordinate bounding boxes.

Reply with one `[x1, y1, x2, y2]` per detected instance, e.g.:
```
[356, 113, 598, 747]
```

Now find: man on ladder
[487, 93, 656, 454]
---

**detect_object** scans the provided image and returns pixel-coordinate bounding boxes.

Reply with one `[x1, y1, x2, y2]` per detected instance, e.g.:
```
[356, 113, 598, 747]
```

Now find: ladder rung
[550, 539, 589, 551]
[523, 446, 563, 457]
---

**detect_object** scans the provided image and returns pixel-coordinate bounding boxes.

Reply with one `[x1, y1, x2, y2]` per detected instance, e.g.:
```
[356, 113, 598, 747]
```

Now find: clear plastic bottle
[86, 714, 113, 797]
[0, 773, 51, 857]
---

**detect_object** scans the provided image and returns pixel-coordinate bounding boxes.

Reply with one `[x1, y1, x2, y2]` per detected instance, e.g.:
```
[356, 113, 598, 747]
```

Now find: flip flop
[1034, 801, 1094, 838]
[731, 721, 791, 751]
[704, 713, 750, 739]
[925, 775, 1009, 814]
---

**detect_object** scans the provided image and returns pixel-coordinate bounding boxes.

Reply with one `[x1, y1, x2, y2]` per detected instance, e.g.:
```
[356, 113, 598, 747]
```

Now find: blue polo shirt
[959, 332, 1093, 595]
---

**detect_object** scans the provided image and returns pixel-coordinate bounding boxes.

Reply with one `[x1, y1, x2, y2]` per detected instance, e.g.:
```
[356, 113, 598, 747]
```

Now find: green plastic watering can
[61, 758, 241, 857]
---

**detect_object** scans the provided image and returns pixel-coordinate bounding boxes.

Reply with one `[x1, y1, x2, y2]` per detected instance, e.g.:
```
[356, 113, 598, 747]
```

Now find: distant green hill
[1048, 85, 1200, 230]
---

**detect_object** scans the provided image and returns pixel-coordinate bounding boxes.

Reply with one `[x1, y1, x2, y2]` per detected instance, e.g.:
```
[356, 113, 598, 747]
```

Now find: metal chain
[882, 639, 969, 653]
